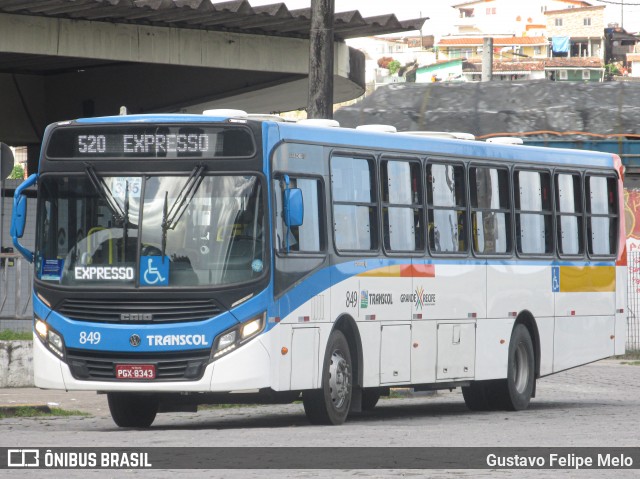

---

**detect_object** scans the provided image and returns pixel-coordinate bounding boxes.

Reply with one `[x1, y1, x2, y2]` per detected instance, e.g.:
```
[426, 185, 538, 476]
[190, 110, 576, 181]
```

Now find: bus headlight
[34, 318, 65, 359]
[211, 312, 266, 360]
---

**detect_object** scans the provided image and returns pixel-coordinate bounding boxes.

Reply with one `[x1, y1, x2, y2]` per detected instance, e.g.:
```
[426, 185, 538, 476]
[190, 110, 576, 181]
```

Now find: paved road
[1, 359, 639, 478]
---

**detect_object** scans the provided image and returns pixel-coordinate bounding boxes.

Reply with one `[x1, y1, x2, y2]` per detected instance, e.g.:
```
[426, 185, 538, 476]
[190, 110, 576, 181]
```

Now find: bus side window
[470, 166, 511, 255]
[515, 170, 553, 255]
[426, 162, 467, 254]
[381, 160, 424, 252]
[275, 176, 323, 253]
[555, 172, 583, 256]
[586, 175, 617, 256]
[331, 157, 378, 252]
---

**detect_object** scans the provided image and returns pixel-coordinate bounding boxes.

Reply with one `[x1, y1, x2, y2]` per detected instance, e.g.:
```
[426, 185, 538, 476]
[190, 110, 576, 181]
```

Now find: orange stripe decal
[357, 264, 436, 278]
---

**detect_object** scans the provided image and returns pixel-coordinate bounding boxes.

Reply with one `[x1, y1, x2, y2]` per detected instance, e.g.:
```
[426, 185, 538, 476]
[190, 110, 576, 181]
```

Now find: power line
[595, 0, 640, 6]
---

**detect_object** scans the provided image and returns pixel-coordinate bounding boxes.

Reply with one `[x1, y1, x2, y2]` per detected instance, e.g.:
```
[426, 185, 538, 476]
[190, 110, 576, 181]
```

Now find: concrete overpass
[0, 0, 425, 171]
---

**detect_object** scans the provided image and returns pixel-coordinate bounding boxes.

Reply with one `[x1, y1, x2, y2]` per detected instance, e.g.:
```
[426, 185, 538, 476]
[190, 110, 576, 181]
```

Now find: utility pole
[307, 0, 335, 119]
[482, 37, 494, 82]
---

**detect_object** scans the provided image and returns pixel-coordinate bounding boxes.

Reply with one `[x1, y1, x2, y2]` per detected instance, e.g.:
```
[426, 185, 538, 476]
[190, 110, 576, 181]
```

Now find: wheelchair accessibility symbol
[552, 266, 560, 293]
[140, 256, 169, 286]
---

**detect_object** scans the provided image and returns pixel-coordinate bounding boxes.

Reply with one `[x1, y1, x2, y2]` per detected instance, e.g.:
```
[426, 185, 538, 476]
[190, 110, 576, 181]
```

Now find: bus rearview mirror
[284, 188, 303, 227]
[11, 193, 27, 238]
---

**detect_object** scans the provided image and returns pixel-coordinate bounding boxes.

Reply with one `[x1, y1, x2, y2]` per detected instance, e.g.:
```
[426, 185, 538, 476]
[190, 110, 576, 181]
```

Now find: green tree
[8, 164, 24, 180]
[388, 60, 401, 75]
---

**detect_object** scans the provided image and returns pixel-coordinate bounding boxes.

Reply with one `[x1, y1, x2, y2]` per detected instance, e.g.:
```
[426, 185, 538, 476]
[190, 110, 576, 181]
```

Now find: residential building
[545, 5, 605, 58]
[437, 36, 549, 62]
[451, 0, 593, 37]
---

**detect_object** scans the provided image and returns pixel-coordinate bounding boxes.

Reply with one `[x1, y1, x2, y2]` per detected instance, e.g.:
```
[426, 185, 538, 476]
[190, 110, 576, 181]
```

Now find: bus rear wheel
[462, 381, 491, 411]
[303, 330, 352, 425]
[107, 393, 159, 428]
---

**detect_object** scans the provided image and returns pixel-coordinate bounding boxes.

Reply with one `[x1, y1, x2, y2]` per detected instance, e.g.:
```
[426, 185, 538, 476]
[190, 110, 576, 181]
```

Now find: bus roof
[70, 113, 615, 170]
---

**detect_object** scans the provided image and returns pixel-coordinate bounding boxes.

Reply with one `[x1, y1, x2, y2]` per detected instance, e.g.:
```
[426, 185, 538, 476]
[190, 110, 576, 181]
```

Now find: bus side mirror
[284, 188, 303, 227]
[11, 194, 27, 238]
[11, 173, 37, 263]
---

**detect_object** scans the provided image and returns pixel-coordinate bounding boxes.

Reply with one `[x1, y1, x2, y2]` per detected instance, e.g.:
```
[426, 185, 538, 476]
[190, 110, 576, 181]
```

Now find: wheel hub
[329, 349, 351, 409]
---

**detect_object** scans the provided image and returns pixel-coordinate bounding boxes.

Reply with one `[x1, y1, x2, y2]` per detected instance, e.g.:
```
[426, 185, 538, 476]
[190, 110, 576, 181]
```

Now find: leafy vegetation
[0, 330, 32, 341]
[0, 406, 89, 419]
[8, 164, 25, 180]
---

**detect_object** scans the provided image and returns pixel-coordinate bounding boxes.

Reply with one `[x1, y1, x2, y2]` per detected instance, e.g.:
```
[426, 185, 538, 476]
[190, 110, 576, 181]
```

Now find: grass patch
[620, 360, 640, 366]
[0, 330, 32, 341]
[0, 406, 89, 419]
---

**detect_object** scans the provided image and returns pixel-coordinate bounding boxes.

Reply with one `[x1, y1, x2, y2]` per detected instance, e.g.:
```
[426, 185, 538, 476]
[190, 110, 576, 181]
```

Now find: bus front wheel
[303, 330, 353, 425]
[107, 393, 159, 428]
[499, 324, 535, 410]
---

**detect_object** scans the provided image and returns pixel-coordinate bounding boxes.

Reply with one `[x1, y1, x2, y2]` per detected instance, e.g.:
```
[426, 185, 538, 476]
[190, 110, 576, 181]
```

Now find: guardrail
[0, 252, 32, 320]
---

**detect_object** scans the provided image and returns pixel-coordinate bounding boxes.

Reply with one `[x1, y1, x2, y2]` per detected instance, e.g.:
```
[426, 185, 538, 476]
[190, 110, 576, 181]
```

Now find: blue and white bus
[12, 111, 627, 427]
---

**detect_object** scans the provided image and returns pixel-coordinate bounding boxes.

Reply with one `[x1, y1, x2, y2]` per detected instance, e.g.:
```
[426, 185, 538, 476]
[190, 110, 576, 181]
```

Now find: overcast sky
[241, 0, 640, 34]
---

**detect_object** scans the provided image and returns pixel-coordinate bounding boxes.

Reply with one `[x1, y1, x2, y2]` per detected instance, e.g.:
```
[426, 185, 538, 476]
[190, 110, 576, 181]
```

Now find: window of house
[470, 166, 511, 255]
[381, 160, 424, 252]
[555, 173, 583, 256]
[534, 46, 542, 55]
[427, 162, 467, 254]
[555, 18, 563, 27]
[582, 69, 591, 80]
[559, 69, 568, 80]
[274, 176, 324, 253]
[514, 170, 553, 255]
[331, 156, 377, 252]
[586, 175, 618, 256]
[584, 17, 591, 26]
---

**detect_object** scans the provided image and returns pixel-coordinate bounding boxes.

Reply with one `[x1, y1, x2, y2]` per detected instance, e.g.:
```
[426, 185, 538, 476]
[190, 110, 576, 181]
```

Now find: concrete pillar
[482, 37, 493, 82]
[307, 0, 335, 119]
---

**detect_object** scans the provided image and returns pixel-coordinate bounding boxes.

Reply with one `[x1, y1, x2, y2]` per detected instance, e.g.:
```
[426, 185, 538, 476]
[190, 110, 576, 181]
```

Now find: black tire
[303, 330, 352, 425]
[361, 388, 382, 411]
[107, 393, 159, 428]
[495, 324, 535, 411]
[462, 381, 491, 411]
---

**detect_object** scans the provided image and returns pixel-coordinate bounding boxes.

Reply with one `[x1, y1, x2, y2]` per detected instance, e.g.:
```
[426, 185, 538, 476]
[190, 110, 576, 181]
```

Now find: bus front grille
[56, 298, 222, 323]
[66, 348, 211, 382]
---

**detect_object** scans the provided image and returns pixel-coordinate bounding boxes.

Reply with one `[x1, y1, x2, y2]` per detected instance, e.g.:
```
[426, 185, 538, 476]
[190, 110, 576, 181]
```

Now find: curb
[0, 404, 51, 416]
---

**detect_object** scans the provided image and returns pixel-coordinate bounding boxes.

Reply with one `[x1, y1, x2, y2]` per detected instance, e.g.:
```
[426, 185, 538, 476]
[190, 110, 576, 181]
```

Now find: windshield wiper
[160, 164, 206, 257]
[84, 165, 127, 226]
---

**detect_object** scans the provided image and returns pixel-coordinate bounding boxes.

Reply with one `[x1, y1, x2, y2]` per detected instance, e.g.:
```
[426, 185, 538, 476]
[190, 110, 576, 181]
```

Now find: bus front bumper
[33, 333, 272, 393]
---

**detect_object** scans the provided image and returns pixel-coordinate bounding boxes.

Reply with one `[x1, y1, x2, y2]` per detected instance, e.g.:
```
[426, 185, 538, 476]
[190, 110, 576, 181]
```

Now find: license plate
[115, 364, 156, 380]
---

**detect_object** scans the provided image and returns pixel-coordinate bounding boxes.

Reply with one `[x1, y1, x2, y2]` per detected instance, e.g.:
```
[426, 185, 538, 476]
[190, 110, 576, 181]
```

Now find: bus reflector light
[468, 312, 477, 318]
[281, 347, 288, 355]
[298, 316, 310, 322]
[413, 314, 422, 319]
[500, 339, 506, 344]
[365, 315, 376, 320]
[570, 310, 576, 316]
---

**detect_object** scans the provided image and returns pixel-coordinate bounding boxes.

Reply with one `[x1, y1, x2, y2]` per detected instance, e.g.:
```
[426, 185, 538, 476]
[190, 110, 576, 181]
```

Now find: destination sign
[46, 125, 255, 159]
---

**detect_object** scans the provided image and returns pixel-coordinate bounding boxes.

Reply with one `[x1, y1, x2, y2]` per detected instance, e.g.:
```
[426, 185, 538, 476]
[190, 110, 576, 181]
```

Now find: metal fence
[0, 253, 32, 331]
[627, 252, 640, 351]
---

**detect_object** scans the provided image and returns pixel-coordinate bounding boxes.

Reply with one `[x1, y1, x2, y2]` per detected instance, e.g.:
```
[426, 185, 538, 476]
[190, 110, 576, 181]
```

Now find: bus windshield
[36, 174, 264, 287]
